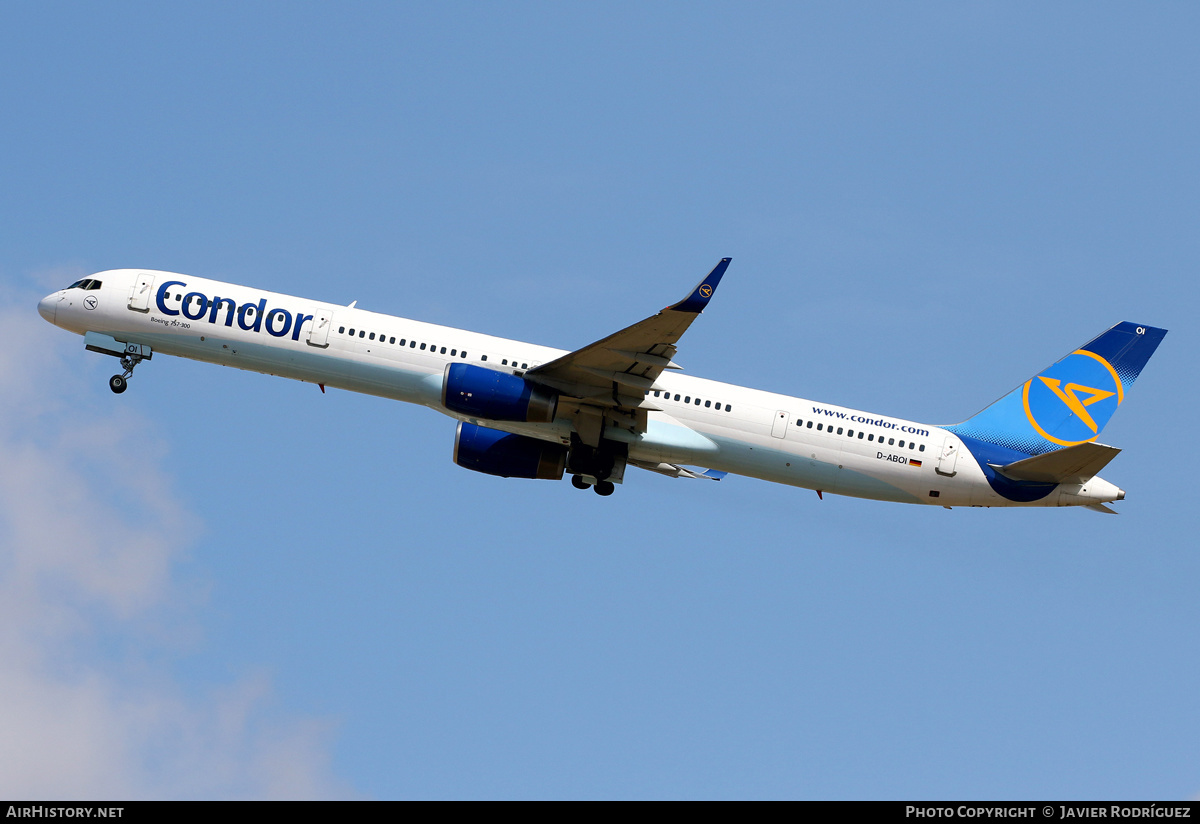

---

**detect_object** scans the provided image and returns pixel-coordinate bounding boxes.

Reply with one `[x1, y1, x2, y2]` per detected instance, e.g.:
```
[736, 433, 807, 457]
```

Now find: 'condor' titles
[155, 280, 313, 342]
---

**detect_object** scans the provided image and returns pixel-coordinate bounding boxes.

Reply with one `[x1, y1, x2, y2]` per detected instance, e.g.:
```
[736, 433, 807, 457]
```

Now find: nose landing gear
[84, 334, 152, 394]
[109, 350, 145, 394]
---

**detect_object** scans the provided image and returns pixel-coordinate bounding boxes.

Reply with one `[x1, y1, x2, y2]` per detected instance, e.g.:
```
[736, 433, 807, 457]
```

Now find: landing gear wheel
[594, 481, 615, 497]
[571, 474, 590, 490]
[109, 375, 127, 394]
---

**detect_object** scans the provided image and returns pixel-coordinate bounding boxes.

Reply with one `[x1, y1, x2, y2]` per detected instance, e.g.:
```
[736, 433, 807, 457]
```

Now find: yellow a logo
[1037, 377, 1116, 434]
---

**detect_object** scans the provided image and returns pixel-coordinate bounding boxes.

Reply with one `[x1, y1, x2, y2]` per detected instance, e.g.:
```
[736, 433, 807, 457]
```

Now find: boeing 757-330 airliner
[38, 260, 1166, 510]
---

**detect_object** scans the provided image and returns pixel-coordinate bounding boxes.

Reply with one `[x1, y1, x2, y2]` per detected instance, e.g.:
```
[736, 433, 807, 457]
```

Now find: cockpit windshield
[66, 279, 103, 291]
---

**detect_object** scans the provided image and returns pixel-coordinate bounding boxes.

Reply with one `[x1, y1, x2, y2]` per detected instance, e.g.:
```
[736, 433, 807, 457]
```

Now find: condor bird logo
[1023, 350, 1123, 446]
[698, 284, 713, 298]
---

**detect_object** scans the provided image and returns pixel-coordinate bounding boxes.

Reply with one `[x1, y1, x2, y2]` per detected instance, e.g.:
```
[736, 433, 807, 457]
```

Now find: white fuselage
[38, 269, 1124, 509]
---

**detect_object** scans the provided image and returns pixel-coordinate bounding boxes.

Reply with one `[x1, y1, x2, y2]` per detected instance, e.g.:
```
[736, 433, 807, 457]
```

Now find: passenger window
[685, 396, 691, 404]
[176, 294, 182, 301]
[399, 339, 406, 346]
[451, 349, 457, 356]
[409, 341, 416, 348]
[369, 333, 375, 340]
[390, 337, 395, 344]
[441, 347, 447, 354]
[358, 330, 364, 338]
[461, 351, 467, 358]
[919, 444, 925, 452]
[858, 432, 864, 439]
[847, 429, 853, 437]
[420, 343, 426, 350]
[705, 400, 711, 408]
[888, 438, 895, 445]
[348, 328, 355, 336]
[837, 427, 843, 435]
[674, 394, 681, 402]
[868, 434, 874, 442]
[481, 355, 487, 361]
[817, 424, 823, 431]
[725, 404, 731, 412]
[502, 359, 508, 365]
[695, 398, 701, 405]
[521, 363, 527, 369]
[806, 421, 813, 428]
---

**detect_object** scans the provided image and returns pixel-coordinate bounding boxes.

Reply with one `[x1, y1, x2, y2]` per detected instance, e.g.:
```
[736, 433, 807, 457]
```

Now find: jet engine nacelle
[453, 422, 567, 480]
[441, 363, 558, 423]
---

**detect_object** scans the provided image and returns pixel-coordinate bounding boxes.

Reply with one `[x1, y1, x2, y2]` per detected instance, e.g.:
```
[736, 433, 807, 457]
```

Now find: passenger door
[771, 410, 789, 439]
[935, 436, 959, 477]
[128, 273, 155, 312]
[307, 309, 332, 347]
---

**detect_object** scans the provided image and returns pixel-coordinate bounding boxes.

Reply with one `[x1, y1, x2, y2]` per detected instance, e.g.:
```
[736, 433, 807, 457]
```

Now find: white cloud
[0, 294, 352, 799]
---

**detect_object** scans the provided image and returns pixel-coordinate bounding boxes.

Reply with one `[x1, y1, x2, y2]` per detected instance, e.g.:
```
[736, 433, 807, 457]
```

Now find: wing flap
[631, 460, 726, 480]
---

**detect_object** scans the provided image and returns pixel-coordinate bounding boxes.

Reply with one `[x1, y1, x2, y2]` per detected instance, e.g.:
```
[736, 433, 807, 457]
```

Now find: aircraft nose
[38, 293, 58, 324]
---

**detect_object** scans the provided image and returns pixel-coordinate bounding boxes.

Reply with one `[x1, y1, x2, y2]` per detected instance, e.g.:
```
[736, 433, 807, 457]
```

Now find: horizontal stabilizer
[995, 442, 1121, 484]
[1085, 503, 1119, 515]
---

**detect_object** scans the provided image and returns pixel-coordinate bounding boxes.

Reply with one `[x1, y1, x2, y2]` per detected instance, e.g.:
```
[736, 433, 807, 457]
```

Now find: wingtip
[670, 258, 732, 313]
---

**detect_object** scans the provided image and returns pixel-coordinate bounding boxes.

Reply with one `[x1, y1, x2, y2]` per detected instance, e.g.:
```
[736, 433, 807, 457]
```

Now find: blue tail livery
[947, 322, 1167, 457]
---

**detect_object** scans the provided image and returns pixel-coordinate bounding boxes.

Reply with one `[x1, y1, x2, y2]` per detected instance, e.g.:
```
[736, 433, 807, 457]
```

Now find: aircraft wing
[525, 258, 730, 409]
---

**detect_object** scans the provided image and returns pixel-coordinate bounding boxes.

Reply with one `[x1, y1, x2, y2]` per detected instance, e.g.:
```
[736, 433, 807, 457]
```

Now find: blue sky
[2, 2, 1197, 799]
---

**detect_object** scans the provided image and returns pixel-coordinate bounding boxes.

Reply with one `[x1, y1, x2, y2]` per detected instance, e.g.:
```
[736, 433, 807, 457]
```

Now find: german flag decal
[910, 459, 923, 468]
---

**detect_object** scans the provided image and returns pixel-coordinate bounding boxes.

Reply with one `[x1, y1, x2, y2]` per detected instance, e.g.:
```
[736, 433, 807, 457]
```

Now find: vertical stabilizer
[947, 322, 1166, 456]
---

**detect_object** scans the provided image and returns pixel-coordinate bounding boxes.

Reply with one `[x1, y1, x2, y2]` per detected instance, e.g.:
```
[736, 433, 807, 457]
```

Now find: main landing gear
[108, 351, 145, 394]
[571, 474, 615, 496]
[566, 436, 625, 497]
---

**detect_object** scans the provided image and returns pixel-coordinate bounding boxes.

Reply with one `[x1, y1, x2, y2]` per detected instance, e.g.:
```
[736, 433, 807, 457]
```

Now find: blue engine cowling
[453, 422, 567, 480]
[442, 363, 558, 423]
